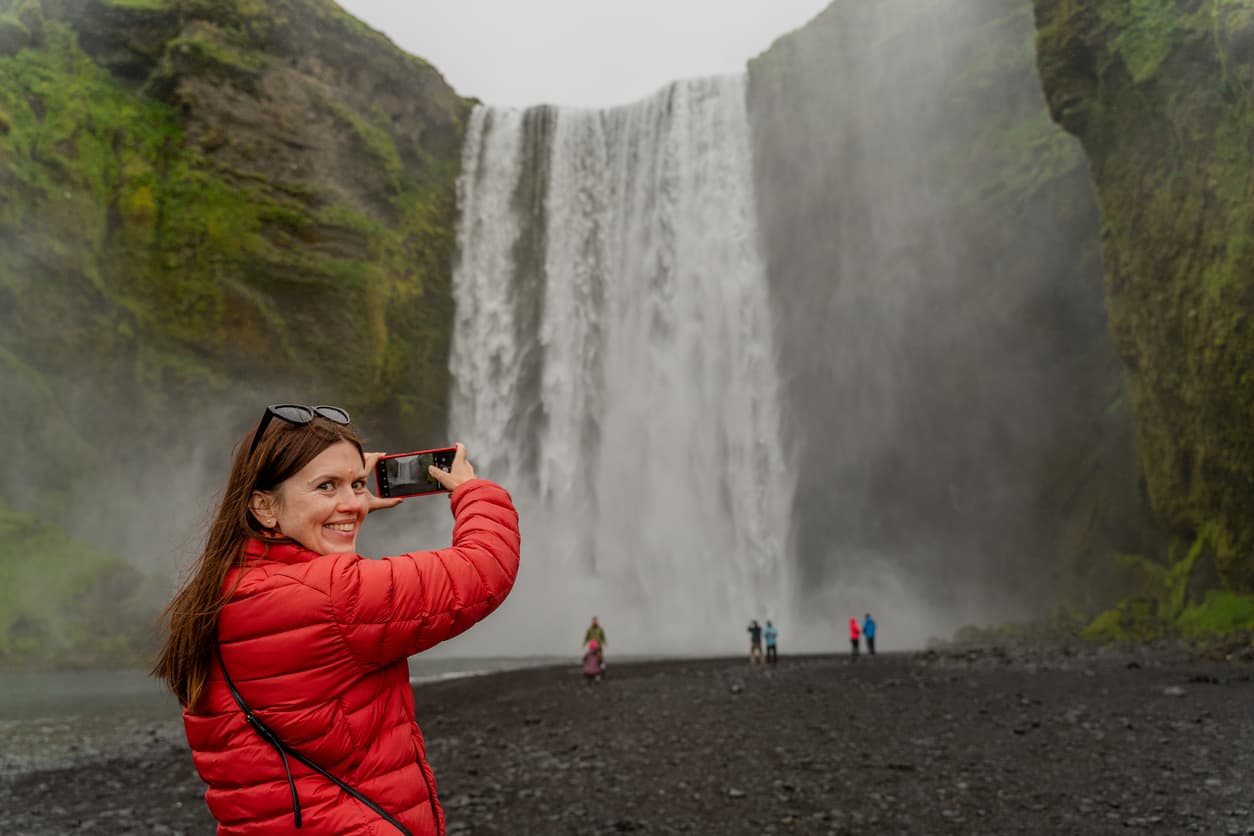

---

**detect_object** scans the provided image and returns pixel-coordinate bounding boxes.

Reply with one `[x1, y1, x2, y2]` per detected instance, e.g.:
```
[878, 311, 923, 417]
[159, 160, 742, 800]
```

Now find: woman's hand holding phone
[427, 442, 476, 492]
[363, 451, 406, 513]
[369, 443, 477, 501]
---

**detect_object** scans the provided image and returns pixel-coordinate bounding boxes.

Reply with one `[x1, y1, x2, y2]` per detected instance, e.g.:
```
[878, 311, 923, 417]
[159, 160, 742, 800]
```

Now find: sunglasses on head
[247, 404, 351, 458]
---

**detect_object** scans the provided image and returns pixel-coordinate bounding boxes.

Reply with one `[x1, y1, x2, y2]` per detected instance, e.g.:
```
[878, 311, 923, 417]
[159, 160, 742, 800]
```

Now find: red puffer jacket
[184, 479, 520, 836]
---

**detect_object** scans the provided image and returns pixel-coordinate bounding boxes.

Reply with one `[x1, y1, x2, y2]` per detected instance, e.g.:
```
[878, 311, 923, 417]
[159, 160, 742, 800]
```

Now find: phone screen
[376, 448, 456, 498]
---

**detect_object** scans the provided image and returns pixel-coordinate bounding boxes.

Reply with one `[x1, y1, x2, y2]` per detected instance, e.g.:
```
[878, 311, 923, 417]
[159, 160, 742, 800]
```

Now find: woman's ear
[250, 491, 278, 529]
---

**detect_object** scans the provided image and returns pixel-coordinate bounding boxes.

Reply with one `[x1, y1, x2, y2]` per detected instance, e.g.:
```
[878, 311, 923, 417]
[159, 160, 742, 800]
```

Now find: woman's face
[267, 440, 369, 554]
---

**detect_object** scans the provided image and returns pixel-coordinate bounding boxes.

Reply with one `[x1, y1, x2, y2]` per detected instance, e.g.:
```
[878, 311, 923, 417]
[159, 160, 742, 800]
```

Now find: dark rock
[3, 650, 1253, 835]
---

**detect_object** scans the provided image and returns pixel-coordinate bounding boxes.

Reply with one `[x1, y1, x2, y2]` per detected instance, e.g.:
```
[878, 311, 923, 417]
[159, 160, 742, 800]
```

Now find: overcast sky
[335, 0, 831, 108]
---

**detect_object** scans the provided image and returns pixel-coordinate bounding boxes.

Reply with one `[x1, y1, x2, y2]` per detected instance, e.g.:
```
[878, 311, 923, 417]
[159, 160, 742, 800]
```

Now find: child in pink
[583, 640, 604, 681]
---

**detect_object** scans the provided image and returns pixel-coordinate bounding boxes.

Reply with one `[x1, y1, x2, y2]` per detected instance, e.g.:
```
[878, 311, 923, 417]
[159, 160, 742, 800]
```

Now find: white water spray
[447, 76, 794, 656]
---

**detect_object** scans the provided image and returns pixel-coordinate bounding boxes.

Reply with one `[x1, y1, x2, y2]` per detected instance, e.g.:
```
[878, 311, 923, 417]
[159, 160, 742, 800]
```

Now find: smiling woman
[249, 440, 371, 555]
[151, 404, 521, 836]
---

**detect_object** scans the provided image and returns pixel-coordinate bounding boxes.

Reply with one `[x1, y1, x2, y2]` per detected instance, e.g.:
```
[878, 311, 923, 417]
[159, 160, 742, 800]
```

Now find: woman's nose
[338, 487, 367, 513]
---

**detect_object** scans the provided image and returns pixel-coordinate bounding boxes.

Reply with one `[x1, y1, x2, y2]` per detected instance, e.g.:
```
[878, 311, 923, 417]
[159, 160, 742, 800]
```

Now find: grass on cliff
[99, 0, 173, 10]
[1080, 519, 1254, 648]
[1083, 592, 1254, 645]
[1082, 551, 1254, 647]
[0, 500, 159, 669]
[1, 11, 459, 437]
[1176, 590, 1254, 636]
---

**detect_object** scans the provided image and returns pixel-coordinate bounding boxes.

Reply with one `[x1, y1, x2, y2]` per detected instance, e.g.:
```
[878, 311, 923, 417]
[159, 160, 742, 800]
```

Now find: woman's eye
[352, 479, 367, 492]
[318, 481, 334, 491]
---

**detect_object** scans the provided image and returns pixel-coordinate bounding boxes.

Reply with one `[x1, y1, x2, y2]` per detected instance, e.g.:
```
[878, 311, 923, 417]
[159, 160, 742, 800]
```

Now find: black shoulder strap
[214, 642, 413, 835]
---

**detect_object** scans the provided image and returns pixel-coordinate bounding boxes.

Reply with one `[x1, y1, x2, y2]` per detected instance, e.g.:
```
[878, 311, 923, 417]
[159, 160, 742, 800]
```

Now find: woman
[153, 404, 520, 835]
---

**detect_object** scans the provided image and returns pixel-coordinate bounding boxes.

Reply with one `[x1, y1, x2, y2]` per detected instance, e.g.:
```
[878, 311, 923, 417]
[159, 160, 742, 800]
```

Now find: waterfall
[448, 76, 794, 654]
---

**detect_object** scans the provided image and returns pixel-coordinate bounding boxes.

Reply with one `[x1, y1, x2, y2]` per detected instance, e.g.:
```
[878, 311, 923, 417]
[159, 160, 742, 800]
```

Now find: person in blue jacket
[763, 620, 779, 664]
[863, 612, 877, 656]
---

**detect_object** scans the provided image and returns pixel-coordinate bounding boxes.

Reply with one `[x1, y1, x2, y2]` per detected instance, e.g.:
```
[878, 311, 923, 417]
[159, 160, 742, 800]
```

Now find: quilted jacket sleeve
[331, 478, 521, 667]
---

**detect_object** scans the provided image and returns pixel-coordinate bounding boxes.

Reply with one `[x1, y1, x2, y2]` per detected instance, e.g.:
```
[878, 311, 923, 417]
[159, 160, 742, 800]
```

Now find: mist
[417, 0, 1119, 657]
[747, 0, 1115, 641]
[0, 0, 1128, 667]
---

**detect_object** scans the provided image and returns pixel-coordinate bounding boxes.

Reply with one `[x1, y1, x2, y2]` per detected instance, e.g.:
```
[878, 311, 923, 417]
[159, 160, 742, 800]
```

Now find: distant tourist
[764, 620, 779, 664]
[584, 616, 607, 673]
[151, 405, 520, 834]
[583, 640, 605, 682]
[747, 619, 765, 664]
[849, 616, 861, 659]
[584, 616, 607, 650]
[863, 612, 877, 656]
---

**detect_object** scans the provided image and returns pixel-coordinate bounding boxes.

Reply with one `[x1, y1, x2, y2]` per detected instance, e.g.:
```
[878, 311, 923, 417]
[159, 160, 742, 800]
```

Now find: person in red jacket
[849, 616, 861, 660]
[152, 404, 521, 836]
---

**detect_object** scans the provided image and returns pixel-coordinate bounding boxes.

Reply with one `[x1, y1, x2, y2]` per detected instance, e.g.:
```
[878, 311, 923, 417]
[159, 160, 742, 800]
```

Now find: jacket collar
[242, 537, 318, 565]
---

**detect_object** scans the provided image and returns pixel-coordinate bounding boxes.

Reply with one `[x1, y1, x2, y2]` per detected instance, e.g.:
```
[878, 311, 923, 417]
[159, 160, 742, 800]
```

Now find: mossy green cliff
[0, 497, 155, 666]
[0, 0, 471, 666]
[0, 0, 472, 512]
[1035, 0, 1254, 597]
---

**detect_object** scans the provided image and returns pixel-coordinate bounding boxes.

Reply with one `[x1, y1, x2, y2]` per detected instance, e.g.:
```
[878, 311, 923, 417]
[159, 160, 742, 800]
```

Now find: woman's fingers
[367, 494, 405, 513]
[362, 452, 403, 513]
[428, 442, 477, 491]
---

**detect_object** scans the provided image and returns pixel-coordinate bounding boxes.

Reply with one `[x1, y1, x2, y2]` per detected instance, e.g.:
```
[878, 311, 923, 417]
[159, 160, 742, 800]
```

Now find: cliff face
[0, 0, 470, 666]
[0, 0, 471, 523]
[1035, 0, 1254, 593]
[747, 0, 1154, 618]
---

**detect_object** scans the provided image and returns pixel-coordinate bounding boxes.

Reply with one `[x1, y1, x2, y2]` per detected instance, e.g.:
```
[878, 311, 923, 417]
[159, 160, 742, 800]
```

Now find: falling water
[447, 76, 793, 654]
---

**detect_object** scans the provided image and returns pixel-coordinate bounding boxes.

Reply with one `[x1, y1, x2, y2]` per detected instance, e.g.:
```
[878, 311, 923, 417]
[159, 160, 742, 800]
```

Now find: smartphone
[374, 446, 457, 498]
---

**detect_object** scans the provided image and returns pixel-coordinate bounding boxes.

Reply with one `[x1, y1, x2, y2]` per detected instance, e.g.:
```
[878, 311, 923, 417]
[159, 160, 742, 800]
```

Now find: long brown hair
[152, 414, 363, 709]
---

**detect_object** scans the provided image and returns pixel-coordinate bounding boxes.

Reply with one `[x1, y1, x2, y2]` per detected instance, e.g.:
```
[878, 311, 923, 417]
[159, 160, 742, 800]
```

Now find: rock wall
[0, 0, 471, 526]
[0, 0, 472, 665]
[1035, 0, 1254, 592]
[747, 0, 1155, 618]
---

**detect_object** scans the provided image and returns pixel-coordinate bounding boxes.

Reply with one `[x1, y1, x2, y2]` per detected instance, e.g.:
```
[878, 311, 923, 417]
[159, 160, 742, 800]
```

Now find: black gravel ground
[2, 644, 1253, 835]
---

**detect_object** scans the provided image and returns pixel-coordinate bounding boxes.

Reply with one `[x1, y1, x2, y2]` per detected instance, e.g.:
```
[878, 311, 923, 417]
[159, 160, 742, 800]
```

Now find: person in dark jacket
[747, 619, 764, 664]
[153, 404, 521, 836]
